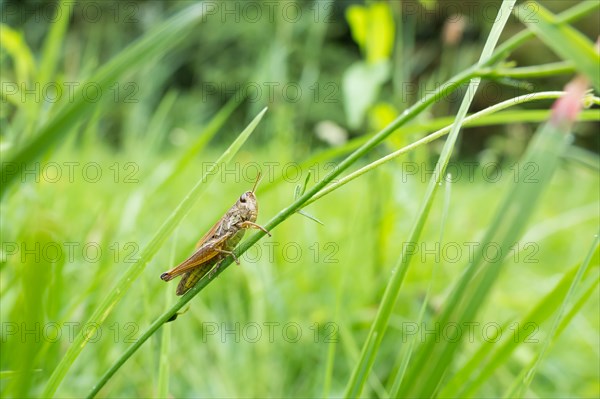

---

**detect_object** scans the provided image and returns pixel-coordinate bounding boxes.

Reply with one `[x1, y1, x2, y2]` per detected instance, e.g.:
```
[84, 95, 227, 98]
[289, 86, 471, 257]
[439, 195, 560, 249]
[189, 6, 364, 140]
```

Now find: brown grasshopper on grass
[160, 174, 271, 295]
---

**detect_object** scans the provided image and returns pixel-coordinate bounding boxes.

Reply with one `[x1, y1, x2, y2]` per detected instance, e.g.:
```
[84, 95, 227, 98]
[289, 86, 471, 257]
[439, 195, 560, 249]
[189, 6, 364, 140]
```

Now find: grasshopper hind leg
[176, 262, 217, 296]
[208, 258, 226, 279]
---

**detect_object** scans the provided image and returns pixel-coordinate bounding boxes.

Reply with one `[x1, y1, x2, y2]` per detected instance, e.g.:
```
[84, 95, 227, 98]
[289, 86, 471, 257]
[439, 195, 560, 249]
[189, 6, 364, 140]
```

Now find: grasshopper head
[237, 191, 258, 222]
[236, 172, 262, 223]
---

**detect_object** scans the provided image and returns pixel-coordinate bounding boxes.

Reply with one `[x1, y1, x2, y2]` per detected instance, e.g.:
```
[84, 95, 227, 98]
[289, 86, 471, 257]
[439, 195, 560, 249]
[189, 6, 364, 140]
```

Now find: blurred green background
[1, 1, 599, 398]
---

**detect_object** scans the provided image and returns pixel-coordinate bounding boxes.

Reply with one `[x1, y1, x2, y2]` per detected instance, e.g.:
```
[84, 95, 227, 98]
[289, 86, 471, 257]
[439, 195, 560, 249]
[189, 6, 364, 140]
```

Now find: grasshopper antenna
[251, 172, 262, 193]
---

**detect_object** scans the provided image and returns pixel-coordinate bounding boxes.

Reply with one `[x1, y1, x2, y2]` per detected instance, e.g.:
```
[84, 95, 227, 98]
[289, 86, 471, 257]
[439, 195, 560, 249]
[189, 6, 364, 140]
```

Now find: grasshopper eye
[239, 193, 247, 203]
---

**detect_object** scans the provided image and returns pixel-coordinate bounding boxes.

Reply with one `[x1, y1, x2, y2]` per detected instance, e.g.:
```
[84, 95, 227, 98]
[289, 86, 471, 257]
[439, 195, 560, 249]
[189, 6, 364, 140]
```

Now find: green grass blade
[1, 3, 207, 198]
[0, 25, 36, 86]
[440, 247, 598, 397]
[156, 290, 172, 398]
[321, 275, 345, 398]
[489, 1, 599, 65]
[511, 237, 599, 397]
[514, 2, 600, 90]
[483, 60, 576, 79]
[0, 24, 38, 141]
[388, 175, 453, 398]
[342, 2, 515, 396]
[156, 231, 178, 397]
[37, 0, 71, 90]
[43, 107, 267, 398]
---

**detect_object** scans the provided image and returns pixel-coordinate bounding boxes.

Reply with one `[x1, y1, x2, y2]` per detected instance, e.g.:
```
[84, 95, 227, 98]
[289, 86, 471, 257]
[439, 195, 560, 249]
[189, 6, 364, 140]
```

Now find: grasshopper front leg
[238, 221, 271, 236]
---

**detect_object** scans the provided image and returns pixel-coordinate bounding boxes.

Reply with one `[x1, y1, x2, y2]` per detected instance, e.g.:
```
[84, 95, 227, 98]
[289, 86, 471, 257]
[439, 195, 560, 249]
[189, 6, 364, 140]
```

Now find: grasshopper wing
[160, 233, 231, 281]
[195, 217, 223, 249]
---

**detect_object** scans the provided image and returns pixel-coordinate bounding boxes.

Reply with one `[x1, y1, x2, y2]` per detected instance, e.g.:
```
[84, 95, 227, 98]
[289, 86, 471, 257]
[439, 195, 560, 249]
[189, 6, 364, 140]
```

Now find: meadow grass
[1, 1, 599, 398]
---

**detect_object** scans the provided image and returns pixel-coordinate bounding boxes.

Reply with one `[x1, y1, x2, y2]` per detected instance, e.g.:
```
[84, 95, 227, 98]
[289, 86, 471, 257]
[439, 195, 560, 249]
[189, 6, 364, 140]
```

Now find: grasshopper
[160, 174, 271, 295]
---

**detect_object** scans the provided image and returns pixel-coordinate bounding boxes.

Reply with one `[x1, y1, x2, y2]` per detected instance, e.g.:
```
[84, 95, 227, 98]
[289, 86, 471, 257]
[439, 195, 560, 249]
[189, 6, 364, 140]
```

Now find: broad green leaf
[346, 2, 395, 63]
[342, 61, 390, 129]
